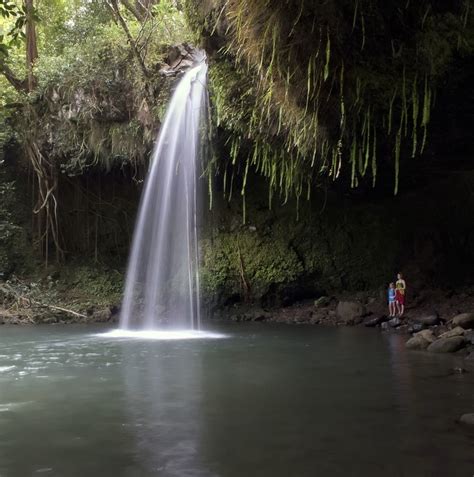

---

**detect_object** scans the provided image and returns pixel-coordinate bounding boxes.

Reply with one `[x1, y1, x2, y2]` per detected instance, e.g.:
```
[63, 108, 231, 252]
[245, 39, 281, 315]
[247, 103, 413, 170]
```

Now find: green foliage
[200, 230, 303, 300]
[56, 264, 124, 307]
[191, 0, 474, 199]
[0, 162, 30, 275]
[0, 0, 28, 58]
[1, 0, 193, 176]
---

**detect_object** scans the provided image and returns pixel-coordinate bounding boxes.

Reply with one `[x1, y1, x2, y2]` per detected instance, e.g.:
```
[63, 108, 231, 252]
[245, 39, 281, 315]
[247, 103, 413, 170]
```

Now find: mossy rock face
[200, 231, 303, 307]
[200, 169, 474, 310]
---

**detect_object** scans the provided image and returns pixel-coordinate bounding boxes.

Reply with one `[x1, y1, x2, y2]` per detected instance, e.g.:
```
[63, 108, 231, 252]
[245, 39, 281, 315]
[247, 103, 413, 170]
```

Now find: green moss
[200, 230, 303, 301]
[190, 0, 473, 197]
[54, 264, 124, 308]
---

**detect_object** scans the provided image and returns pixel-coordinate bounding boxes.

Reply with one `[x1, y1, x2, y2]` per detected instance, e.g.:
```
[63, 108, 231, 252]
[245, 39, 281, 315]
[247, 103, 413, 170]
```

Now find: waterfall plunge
[120, 60, 208, 331]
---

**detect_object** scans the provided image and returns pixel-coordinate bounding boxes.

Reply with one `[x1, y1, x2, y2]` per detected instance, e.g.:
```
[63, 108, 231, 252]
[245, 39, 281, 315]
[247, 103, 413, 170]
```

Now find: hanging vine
[188, 0, 473, 205]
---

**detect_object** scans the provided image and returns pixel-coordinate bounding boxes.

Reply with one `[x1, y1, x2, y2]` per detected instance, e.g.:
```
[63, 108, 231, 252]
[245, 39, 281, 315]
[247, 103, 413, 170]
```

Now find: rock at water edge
[406, 335, 430, 350]
[427, 336, 465, 353]
[459, 414, 474, 426]
[439, 326, 466, 339]
[336, 301, 366, 325]
[413, 314, 439, 326]
[452, 313, 474, 329]
[414, 329, 436, 343]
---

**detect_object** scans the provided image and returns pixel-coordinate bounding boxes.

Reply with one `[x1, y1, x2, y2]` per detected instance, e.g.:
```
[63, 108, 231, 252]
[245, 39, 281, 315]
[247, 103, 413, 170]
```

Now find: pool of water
[0, 323, 472, 477]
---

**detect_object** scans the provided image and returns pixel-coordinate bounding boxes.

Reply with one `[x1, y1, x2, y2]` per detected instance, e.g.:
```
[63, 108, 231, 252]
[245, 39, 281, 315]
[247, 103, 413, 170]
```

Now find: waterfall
[120, 59, 208, 331]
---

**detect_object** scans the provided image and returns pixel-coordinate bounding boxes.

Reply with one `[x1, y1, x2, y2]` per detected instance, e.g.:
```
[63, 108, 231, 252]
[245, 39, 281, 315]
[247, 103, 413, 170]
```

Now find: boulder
[42, 316, 59, 324]
[336, 301, 366, 324]
[452, 313, 474, 329]
[91, 308, 112, 323]
[247, 310, 269, 321]
[364, 315, 387, 327]
[464, 330, 474, 345]
[406, 335, 430, 350]
[413, 314, 439, 326]
[381, 317, 402, 330]
[388, 317, 402, 327]
[414, 329, 436, 343]
[427, 336, 466, 353]
[439, 326, 466, 339]
[396, 324, 410, 334]
[459, 414, 474, 426]
[408, 322, 425, 333]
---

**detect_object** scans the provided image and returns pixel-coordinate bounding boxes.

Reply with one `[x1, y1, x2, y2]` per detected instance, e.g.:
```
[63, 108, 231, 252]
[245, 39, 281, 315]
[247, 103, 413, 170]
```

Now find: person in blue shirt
[388, 282, 396, 317]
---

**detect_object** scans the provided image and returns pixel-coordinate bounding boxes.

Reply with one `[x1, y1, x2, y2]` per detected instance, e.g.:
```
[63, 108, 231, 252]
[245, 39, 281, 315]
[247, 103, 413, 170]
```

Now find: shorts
[395, 290, 405, 305]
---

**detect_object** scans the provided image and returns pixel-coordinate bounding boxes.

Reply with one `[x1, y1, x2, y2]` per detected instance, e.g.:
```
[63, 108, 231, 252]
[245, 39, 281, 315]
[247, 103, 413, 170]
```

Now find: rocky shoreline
[2, 279, 474, 360]
[0, 304, 120, 326]
[217, 286, 474, 360]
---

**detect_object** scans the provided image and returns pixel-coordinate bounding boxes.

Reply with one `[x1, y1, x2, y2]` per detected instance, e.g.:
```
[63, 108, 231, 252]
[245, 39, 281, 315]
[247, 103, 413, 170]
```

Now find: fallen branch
[34, 303, 87, 319]
[0, 283, 87, 320]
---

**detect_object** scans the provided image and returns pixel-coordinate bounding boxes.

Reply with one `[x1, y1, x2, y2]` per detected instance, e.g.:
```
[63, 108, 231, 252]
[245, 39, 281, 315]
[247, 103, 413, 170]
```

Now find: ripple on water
[0, 366, 16, 373]
[0, 401, 33, 412]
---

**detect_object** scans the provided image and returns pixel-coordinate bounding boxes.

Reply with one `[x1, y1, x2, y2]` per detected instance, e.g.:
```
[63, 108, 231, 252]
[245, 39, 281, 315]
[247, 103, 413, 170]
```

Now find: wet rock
[427, 336, 466, 353]
[459, 414, 474, 426]
[336, 301, 366, 324]
[42, 316, 59, 324]
[439, 326, 466, 339]
[414, 329, 436, 343]
[91, 308, 112, 323]
[464, 330, 474, 345]
[396, 324, 410, 334]
[413, 314, 439, 326]
[452, 313, 474, 329]
[408, 322, 425, 333]
[364, 314, 387, 327]
[251, 310, 272, 321]
[388, 317, 402, 327]
[381, 317, 401, 331]
[433, 324, 448, 335]
[160, 43, 199, 75]
[406, 335, 430, 350]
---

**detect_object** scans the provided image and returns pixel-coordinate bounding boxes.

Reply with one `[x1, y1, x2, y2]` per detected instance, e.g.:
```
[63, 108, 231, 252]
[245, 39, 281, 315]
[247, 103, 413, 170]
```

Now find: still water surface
[0, 324, 473, 477]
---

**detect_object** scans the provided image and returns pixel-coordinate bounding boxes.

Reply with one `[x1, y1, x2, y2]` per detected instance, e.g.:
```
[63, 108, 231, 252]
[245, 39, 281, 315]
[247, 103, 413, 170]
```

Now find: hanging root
[25, 138, 64, 265]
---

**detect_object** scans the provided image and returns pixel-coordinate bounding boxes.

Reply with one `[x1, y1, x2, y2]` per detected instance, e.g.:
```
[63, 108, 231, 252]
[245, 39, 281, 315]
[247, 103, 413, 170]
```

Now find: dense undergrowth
[0, 0, 195, 266]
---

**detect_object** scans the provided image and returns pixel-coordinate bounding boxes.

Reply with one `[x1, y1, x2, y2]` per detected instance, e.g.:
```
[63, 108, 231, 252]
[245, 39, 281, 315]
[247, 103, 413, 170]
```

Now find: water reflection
[120, 340, 217, 477]
[0, 325, 472, 477]
[385, 332, 474, 475]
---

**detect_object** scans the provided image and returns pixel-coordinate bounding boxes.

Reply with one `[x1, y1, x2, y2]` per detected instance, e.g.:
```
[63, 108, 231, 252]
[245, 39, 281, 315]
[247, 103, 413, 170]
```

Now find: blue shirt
[388, 289, 396, 302]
